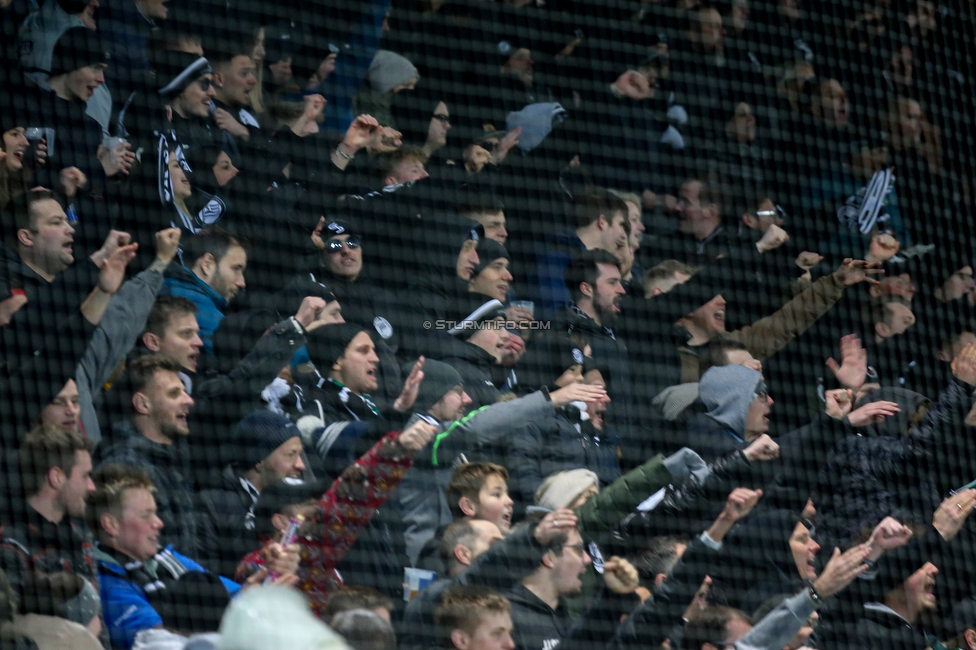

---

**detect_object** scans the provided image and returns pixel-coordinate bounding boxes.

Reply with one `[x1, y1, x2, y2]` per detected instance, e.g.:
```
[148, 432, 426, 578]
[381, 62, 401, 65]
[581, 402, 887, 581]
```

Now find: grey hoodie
[698, 365, 763, 436]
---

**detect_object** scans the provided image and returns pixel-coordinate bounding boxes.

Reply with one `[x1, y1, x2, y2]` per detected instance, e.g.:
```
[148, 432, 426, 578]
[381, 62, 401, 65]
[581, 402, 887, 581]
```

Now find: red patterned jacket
[236, 430, 413, 616]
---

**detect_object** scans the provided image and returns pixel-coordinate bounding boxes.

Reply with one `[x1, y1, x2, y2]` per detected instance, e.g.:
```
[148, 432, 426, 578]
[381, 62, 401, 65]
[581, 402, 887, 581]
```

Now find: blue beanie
[698, 365, 763, 436]
[233, 411, 302, 469]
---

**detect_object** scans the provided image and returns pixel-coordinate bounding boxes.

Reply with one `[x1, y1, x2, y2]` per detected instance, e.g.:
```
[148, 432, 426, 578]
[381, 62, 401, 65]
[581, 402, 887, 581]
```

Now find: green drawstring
[431, 406, 491, 466]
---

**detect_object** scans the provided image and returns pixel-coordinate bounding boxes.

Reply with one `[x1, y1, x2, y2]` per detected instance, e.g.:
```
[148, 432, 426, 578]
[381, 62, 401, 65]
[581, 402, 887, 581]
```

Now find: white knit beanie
[534, 469, 599, 511]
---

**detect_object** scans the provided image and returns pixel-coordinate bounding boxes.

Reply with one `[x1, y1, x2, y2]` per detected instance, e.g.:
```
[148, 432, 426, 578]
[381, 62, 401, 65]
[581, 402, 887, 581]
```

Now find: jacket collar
[567, 303, 616, 340]
[166, 263, 227, 309]
[507, 583, 562, 615]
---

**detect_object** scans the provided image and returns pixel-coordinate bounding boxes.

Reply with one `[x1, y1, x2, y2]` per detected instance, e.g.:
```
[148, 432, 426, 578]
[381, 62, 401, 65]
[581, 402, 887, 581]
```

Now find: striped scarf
[108, 546, 189, 595]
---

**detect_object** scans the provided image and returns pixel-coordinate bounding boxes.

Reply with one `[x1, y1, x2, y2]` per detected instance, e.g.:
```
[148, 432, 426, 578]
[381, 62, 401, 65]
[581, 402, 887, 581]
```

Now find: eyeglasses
[754, 381, 768, 401]
[326, 236, 361, 253]
[431, 113, 450, 124]
[554, 542, 586, 556]
[197, 78, 214, 92]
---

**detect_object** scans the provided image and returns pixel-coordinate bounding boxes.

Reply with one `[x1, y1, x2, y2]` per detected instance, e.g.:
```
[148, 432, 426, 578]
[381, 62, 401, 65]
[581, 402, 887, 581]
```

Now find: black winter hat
[154, 51, 212, 97]
[516, 334, 585, 393]
[306, 322, 368, 369]
[320, 217, 361, 240]
[408, 359, 463, 414]
[50, 27, 109, 78]
[472, 238, 510, 278]
[233, 410, 302, 470]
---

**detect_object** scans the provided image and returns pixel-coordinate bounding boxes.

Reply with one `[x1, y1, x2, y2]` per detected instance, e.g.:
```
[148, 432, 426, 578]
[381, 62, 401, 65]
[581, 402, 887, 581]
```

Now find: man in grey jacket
[392, 359, 607, 566]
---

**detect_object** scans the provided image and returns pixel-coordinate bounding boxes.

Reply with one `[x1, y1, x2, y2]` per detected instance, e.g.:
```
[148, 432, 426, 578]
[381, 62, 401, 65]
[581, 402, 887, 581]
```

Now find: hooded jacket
[97, 422, 202, 559]
[438, 341, 504, 409]
[699, 364, 764, 437]
[161, 264, 227, 357]
[17, 0, 83, 74]
[720, 510, 809, 615]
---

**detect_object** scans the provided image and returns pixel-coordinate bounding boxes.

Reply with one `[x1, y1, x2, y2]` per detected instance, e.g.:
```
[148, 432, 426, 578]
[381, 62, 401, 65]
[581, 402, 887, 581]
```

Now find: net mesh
[1, 0, 976, 646]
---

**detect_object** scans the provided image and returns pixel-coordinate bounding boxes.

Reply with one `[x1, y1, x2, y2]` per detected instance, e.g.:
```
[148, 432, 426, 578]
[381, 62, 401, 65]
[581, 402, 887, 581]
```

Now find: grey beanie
[232, 410, 302, 470]
[368, 50, 419, 95]
[408, 359, 463, 415]
[698, 365, 763, 436]
[534, 469, 599, 511]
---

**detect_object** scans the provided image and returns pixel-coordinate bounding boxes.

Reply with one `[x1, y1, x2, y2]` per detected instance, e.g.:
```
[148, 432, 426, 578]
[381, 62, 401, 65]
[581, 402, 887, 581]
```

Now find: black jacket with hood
[816, 381, 975, 548]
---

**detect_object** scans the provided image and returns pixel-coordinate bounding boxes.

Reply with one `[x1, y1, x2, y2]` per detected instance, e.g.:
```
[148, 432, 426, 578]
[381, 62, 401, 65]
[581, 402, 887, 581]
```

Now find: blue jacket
[95, 545, 240, 650]
[525, 230, 584, 319]
[161, 265, 227, 356]
[315, 0, 391, 137]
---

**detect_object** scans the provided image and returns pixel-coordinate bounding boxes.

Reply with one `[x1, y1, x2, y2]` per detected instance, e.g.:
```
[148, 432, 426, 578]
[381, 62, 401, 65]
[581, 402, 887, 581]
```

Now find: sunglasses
[431, 113, 450, 124]
[326, 236, 361, 253]
[197, 78, 214, 92]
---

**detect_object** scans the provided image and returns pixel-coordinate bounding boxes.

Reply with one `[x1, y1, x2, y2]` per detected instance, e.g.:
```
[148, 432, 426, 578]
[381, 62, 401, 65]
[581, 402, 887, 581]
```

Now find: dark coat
[848, 605, 930, 650]
[508, 581, 636, 650]
[439, 342, 504, 410]
[97, 422, 202, 560]
[507, 407, 621, 515]
[556, 305, 638, 466]
[0, 505, 97, 595]
[817, 381, 973, 548]
[197, 465, 261, 578]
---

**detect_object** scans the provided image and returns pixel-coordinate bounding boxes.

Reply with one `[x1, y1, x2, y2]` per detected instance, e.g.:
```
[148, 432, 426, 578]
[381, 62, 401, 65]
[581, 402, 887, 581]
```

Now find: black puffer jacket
[507, 406, 621, 515]
[817, 381, 974, 548]
[197, 465, 261, 577]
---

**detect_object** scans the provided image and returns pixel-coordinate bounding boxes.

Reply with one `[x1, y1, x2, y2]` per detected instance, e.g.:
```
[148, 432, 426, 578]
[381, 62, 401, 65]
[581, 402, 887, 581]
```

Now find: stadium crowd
[1, 0, 976, 647]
